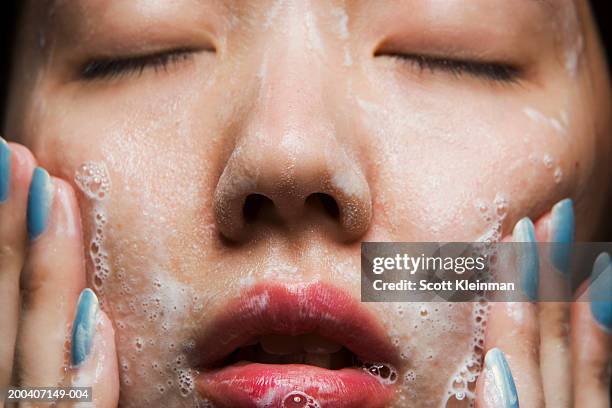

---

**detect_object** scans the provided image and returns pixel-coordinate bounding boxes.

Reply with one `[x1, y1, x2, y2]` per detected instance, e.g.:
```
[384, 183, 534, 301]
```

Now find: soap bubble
[358, 361, 398, 384]
[74, 161, 111, 201]
[282, 391, 320, 408]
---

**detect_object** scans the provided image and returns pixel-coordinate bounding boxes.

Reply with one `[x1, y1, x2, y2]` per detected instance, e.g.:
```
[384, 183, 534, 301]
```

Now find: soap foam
[74, 162, 112, 297]
[74, 160, 212, 406]
[440, 195, 506, 405]
[359, 361, 398, 385]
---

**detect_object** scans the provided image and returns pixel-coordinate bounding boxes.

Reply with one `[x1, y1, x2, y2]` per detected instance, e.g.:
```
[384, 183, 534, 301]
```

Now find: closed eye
[79, 48, 200, 81]
[376, 52, 522, 83]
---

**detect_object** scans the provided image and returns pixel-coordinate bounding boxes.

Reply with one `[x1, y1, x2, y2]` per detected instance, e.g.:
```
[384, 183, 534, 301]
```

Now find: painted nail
[483, 348, 519, 408]
[513, 217, 539, 301]
[27, 167, 53, 240]
[590, 252, 612, 332]
[549, 198, 574, 275]
[71, 288, 99, 367]
[0, 138, 10, 202]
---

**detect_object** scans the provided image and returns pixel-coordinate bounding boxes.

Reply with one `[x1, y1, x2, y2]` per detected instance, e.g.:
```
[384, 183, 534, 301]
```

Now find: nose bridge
[256, 0, 329, 136]
[257, 30, 327, 149]
[245, 7, 332, 205]
[212, 4, 372, 242]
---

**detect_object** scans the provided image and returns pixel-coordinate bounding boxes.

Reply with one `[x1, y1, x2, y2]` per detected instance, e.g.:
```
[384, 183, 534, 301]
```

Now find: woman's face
[5, 0, 611, 406]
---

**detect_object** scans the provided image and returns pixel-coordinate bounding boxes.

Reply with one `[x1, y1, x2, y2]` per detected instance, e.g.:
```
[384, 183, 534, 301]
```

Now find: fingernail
[27, 167, 53, 240]
[549, 198, 574, 275]
[71, 288, 100, 367]
[513, 217, 539, 301]
[483, 348, 519, 408]
[590, 252, 612, 332]
[0, 139, 10, 202]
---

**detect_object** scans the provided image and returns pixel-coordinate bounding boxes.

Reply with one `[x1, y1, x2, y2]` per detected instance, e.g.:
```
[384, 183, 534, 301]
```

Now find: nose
[213, 26, 371, 243]
[213, 133, 372, 242]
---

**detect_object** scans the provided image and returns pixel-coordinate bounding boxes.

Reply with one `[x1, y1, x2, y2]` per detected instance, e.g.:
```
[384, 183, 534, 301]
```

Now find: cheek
[371, 302, 477, 405]
[23, 89, 230, 402]
[358, 84, 586, 242]
[31, 76, 226, 271]
[70, 157, 213, 404]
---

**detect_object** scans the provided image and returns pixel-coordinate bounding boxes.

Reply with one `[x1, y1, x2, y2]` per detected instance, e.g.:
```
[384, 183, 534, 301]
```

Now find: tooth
[301, 334, 342, 354]
[260, 335, 302, 355]
[305, 353, 332, 369]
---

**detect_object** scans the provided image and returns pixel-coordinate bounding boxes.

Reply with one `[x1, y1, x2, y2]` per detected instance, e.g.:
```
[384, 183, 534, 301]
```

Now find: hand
[0, 138, 119, 407]
[476, 200, 612, 407]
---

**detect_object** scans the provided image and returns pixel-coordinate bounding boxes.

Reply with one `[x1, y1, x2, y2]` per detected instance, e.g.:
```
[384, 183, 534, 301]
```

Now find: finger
[479, 217, 544, 407]
[70, 289, 120, 408]
[535, 199, 574, 407]
[572, 252, 612, 407]
[481, 301, 543, 407]
[537, 303, 572, 406]
[16, 170, 86, 387]
[0, 140, 36, 390]
[475, 348, 519, 408]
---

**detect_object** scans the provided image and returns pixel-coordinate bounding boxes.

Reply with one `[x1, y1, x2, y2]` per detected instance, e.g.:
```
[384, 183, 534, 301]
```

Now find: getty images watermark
[361, 242, 612, 302]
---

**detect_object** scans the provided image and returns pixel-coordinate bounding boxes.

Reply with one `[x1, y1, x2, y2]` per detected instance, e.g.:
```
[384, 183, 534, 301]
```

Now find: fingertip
[482, 348, 519, 408]
[512, 217, 539, 301]
[0, 139, 10, 202]
[7, 142, 37, 185]
[7, 142, 37, 168]
[0, 142, 37, 209]
[28, 174, 83, 241]
[51, 177, 83, 239]
[27, 167, 53, 240]
[71, 288, 100, 367]
[22, 171, 86, 300]
[71, 300, 120, 407]
[549, 198, 574, 244]
[52, 177, 78, 197]
[589, 252, 612, 332]
[533, 212, 551, 242]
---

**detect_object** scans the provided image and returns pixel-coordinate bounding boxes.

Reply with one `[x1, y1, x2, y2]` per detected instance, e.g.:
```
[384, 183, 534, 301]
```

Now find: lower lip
[196, 363, 395, 407]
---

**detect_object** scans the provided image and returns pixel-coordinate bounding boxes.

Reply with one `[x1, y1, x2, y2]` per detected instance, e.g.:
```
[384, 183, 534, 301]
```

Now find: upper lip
[193, 282, 399, 369]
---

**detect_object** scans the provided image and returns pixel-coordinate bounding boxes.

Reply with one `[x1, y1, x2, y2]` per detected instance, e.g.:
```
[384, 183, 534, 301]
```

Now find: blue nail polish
[71, 288, 99, 367]
[27, 167, 53, 240]
[549, 198, 574, 275]
[513, 217, 539, 301]
[484, 348, 519, 408]
[590, 252, 612, 332]
[0, 139, 10, 202]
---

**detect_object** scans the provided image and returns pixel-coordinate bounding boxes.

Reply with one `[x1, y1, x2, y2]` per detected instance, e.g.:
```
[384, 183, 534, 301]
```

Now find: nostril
[305, 193, 340, 220]
[243, 194, 274, 222]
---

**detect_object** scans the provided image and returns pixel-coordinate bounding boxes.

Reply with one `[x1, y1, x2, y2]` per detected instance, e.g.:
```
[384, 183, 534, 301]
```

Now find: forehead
[35, 0, 564, 22]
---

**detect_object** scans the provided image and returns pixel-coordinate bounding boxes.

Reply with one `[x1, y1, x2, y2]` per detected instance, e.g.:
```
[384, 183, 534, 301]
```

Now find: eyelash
[80, 49, 195, 80]
[382, 53, 521, 83]
[79, 49, 519, 84]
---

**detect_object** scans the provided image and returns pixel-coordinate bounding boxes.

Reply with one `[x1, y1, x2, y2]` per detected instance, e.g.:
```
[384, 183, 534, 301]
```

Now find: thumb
[69, 289, 119, 407]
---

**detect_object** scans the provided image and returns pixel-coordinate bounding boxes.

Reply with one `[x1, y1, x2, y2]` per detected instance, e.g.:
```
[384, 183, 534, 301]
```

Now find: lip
[194, 282, 399, 407]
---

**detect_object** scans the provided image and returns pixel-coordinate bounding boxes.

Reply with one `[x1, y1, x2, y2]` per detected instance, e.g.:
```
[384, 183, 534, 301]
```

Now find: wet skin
[3, 0, 611, 406]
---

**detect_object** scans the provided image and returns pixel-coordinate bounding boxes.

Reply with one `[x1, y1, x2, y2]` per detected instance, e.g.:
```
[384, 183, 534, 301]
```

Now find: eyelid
[376, 51, 522, 83]
[79, 47, 205, 81]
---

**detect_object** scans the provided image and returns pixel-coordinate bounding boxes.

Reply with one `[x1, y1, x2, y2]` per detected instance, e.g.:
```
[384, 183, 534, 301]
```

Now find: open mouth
[220, 333, 359, 370]
[194, 283, 400, 408]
